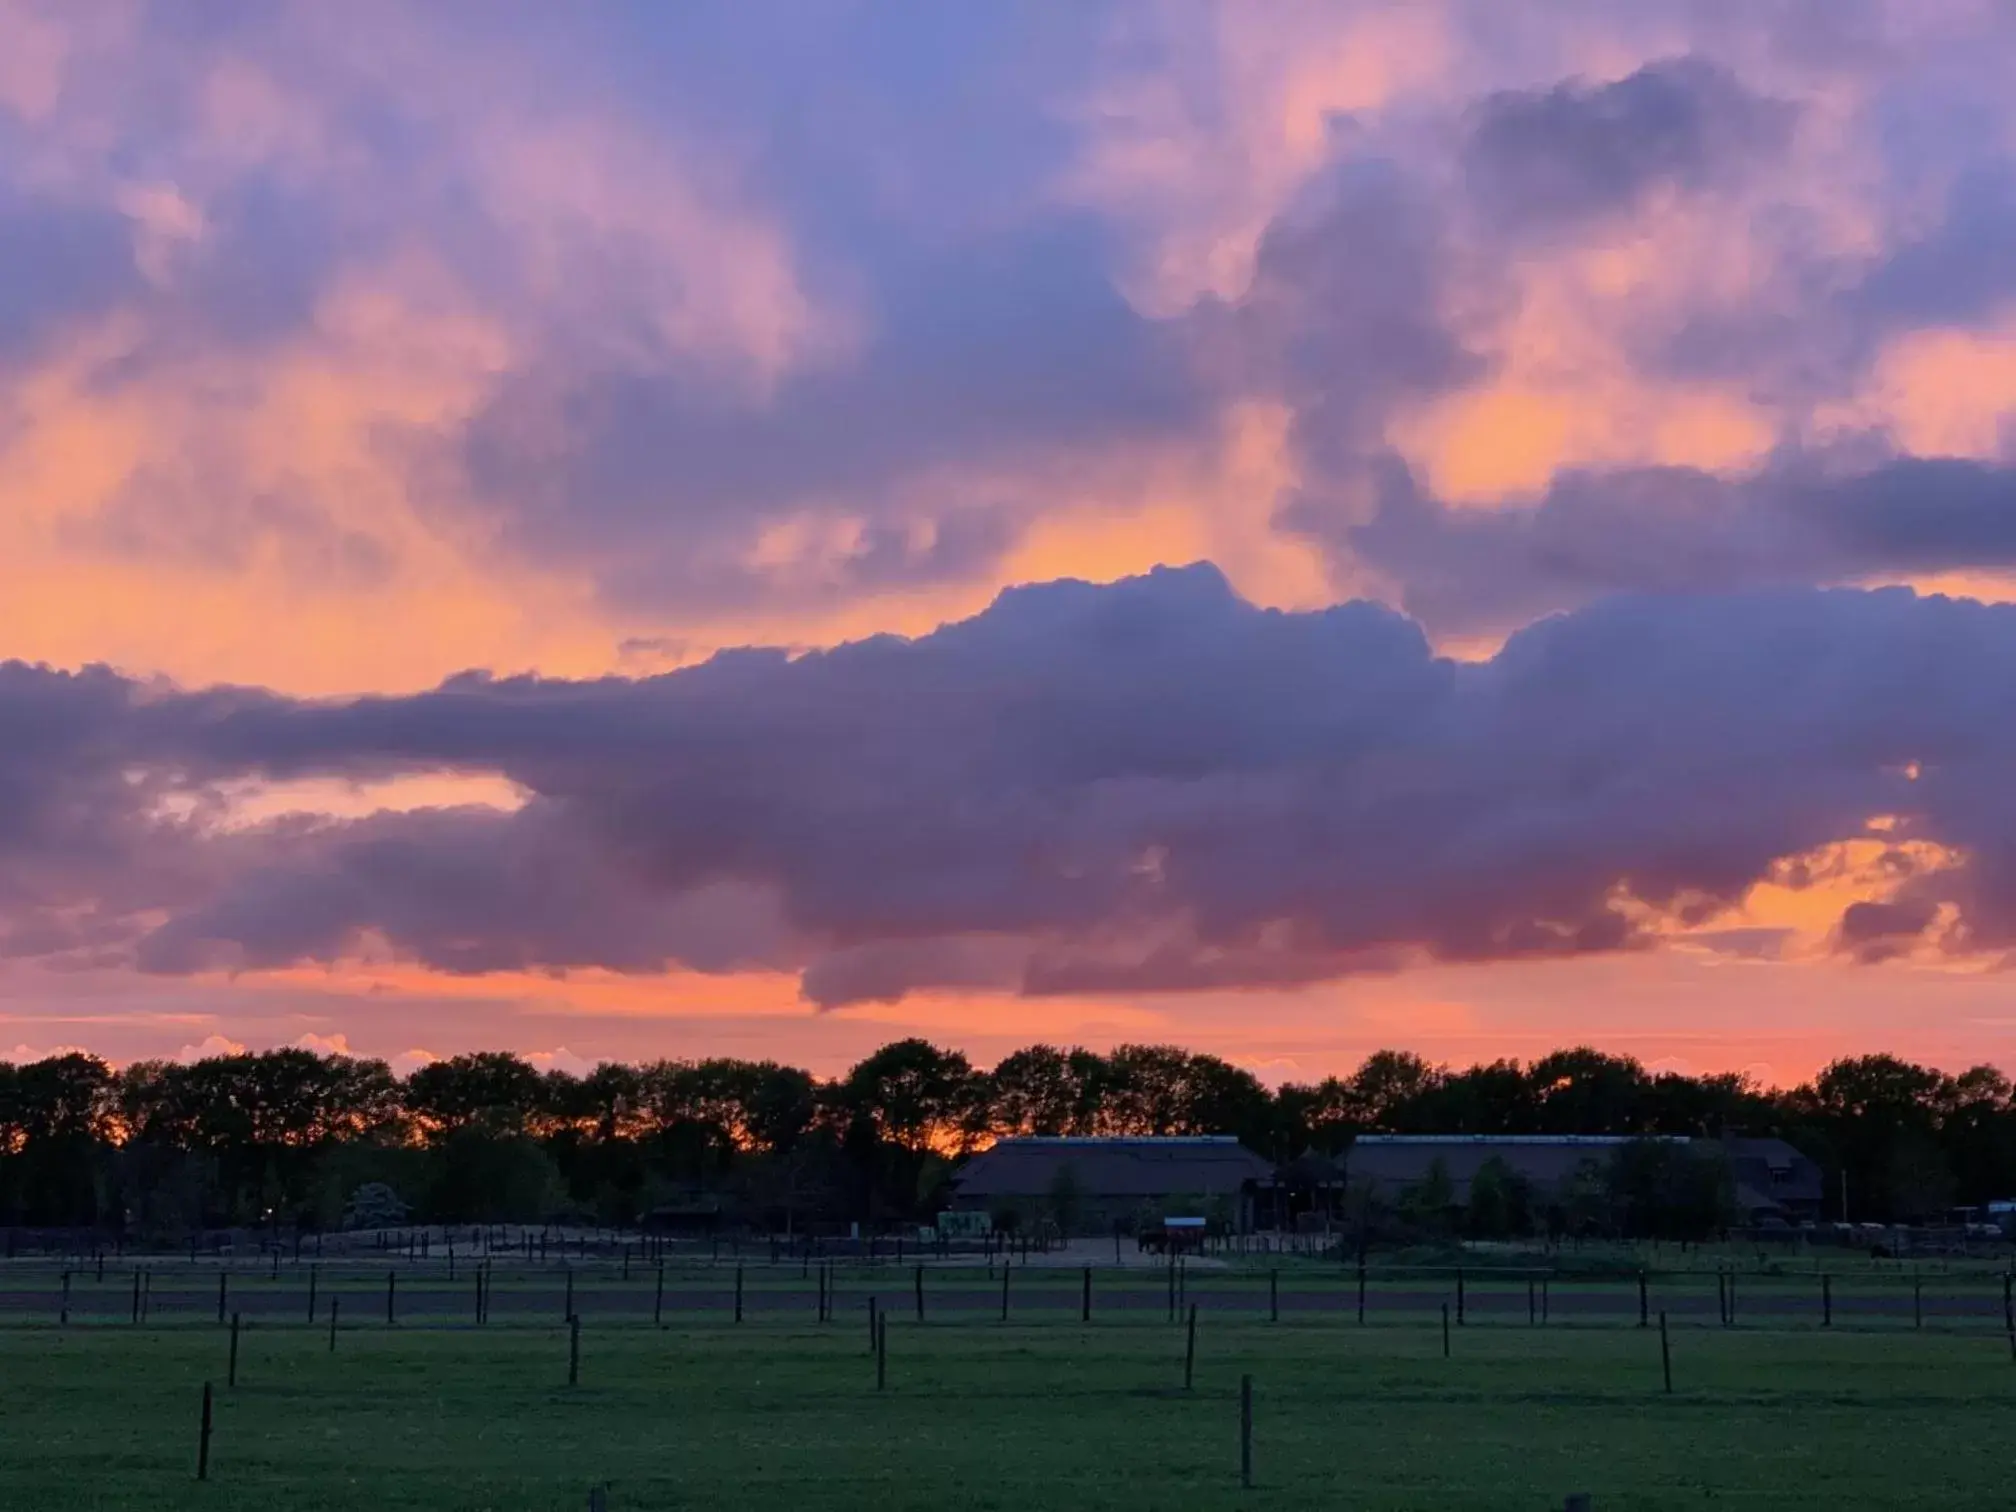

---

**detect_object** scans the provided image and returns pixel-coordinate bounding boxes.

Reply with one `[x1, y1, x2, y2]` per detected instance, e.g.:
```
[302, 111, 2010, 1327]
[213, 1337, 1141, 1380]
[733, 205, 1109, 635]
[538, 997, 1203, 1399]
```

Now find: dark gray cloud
[460, 213, 1209, 611]
[1853, 162, 2016, 330]
[0, 567, 2009, 1000]
[1348, 455, 2016, 639]
[1462, 57, 1796, 233]
[0, 188, 138, 361]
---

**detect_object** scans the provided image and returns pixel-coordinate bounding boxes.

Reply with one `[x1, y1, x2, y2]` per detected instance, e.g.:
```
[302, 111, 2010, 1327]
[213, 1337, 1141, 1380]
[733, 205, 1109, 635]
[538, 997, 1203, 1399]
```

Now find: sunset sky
[4, 0, 2016, 1085]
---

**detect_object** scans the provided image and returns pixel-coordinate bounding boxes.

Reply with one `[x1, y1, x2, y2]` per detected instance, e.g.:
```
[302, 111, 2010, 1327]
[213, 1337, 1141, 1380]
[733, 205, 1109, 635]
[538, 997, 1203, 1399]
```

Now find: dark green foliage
[1606, 1140, 1735, 1240]
[1464, 1156, 1535, 1239]
[1, 1038, 2012, 1234]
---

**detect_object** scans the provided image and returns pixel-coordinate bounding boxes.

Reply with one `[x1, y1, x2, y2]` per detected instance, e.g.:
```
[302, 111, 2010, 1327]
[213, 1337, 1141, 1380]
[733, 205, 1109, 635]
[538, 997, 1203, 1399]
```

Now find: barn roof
[953, 1136, 1274, 1198]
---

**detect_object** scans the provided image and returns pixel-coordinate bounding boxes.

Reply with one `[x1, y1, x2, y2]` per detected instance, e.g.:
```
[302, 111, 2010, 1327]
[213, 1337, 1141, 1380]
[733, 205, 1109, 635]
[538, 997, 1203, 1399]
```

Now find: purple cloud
[0, 567, 2008, 1002]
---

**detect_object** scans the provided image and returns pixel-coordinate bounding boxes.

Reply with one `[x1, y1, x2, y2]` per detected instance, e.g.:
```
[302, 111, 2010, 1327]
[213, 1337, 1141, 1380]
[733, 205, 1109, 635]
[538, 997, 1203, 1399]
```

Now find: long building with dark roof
[949, 1135, 1276, 1235]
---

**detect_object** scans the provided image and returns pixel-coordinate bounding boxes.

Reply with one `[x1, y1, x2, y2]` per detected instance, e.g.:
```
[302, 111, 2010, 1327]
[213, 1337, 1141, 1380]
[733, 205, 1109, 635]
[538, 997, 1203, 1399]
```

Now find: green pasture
[2, 1309, 2011, 1511]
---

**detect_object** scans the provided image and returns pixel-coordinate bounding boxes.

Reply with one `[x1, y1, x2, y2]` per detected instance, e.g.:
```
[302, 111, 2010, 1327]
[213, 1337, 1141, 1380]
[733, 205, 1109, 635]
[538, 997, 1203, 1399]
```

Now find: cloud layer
[5, 2, 2016, 1063]
[0, 567, 2008, 1009]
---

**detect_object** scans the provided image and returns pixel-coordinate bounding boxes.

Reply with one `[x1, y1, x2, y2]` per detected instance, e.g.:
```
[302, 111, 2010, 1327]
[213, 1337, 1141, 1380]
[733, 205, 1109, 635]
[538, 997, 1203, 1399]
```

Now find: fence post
[1638, 1271, 1648, 1328]
[914, 1263, 924, 1324]
[307, 1265, 317, 1324]
[1268, 1268, 1278, 1323]
[568, 1314, 581, 1387]
[735, 1263, 745, 1324]
[1822, 1273, 1832, 1328]
[1659, 1310, 1672, 1394]
[1239, 1373, 1253, 1490]
[654, 1261, 665, 1326]
[228, 1312, 241, 1388]
[196, 1382, 213, 1482]
[868, 1296, 879, 1352]
[1913, 1279, 1922, 1330]
[386, 1269, 396, 1327]
[131, 1268, 141, 1325]
[59, 1270, 69, 1327]
[1184, 1303, 1199, 1390]
[564, 1265, 574, 1323]
[1357, 1261, 1366, 1325]
[1082, 1265, 1092, 1324]
[1441, 1302, 1451, 1359]
[328, 1296, 339, 1352]
[1457, 1268, 1465, 1326]
[218, 1270, 228, 1326]
[1000, 1263, 1010, 1323]
[876, 1312, 888, 1391]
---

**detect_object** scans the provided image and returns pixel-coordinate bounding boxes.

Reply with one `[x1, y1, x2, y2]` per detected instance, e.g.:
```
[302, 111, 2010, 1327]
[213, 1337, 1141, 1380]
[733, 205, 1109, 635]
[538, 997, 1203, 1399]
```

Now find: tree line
[0, 1039, 2010, 1237]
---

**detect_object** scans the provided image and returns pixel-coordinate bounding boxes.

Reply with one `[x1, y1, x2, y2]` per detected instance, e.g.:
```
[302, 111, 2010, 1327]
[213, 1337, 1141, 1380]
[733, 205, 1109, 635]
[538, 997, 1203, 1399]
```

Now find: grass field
[2, 1308, 2012, 1510]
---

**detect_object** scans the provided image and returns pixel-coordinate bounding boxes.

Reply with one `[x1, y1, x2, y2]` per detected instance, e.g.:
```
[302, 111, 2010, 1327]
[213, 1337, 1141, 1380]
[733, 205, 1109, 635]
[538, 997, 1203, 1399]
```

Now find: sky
[4, 0, 2016, 1086]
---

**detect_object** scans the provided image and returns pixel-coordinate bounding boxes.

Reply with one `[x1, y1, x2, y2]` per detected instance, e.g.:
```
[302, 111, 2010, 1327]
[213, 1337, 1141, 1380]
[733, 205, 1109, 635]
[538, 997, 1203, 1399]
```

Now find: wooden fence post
[328, 1296, 339, 1352]
[228, 1312, 240, 1388]
[196, 1382, 213, 1482]
[1269, 1268, 1278, 1324]
[1184, 1303, 1199, 1390]
[307, 1265, 317, 1324]
[568, 1314, 582, 1386]
[59, 1270, 69, 1327]
[217, 1270, 228, 1326]
[1913, 1279, 1922, 1330]
[1082, 1265, 1092, 1323]
[1441, 1302, 1451, 1358]
[1000, 1263, 1010, 1323]
[735, 1264, 745, 1324]
[564, 1265, 574, 1322]
[1659, 1310, 1672, 1394]
[130, 1268, 141, 1325]
[654, 1261, 665, 1326]
[1822, 1273, 1832, 1328]
[1638, 1271, 1648, 1328]
[876, 1312, 888, 1391]
[386, 1269, 397, 1327]
[1239, 1373, 1253, 1490]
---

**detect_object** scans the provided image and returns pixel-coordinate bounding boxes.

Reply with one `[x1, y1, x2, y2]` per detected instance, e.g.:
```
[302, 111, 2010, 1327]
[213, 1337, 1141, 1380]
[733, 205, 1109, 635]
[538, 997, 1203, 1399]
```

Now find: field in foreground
[1, 1316, 2008, 1510]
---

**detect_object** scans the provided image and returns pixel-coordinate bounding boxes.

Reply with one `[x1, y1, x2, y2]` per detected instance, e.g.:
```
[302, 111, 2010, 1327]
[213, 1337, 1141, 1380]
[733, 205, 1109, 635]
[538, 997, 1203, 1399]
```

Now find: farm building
[1716, 1137, 1825, 1223]
[1346, 1135, 1652, 1205]
[949, 1136, 1275, 1236]
[1343, 1134, 1824, 1224]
